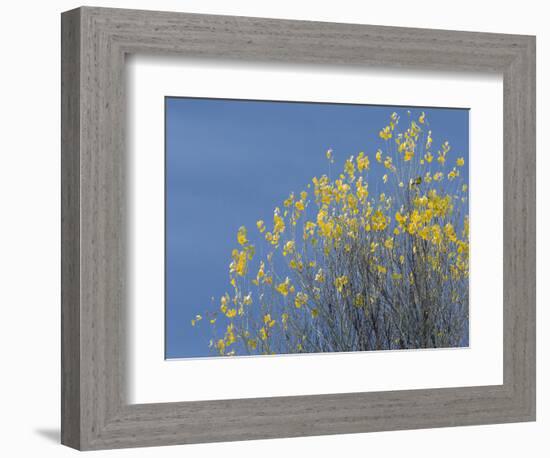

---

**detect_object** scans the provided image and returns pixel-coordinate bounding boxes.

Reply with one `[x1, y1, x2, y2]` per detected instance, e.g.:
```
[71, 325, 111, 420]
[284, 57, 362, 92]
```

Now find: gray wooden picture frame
[61, 6, 536, 451]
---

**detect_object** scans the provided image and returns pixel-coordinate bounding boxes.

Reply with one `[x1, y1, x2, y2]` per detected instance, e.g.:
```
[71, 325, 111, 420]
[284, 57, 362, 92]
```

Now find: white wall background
[0, 1, 546, 456]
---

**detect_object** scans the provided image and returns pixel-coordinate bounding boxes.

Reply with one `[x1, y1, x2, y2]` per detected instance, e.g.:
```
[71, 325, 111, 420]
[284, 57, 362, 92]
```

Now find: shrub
[192, 111, 469, 356]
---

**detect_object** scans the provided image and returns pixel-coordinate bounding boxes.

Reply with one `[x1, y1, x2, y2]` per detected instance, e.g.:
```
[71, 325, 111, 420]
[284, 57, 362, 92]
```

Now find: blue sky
[165, 97, 469, 358]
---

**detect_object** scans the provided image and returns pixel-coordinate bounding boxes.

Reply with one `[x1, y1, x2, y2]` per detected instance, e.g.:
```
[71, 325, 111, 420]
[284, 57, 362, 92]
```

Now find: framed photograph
[61, 6, 536, 450]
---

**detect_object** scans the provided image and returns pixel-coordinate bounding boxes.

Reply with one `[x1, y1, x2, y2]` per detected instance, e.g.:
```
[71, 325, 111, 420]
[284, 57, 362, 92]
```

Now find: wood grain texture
[61, 6, 536, 450]
[61, 7, 81, 449]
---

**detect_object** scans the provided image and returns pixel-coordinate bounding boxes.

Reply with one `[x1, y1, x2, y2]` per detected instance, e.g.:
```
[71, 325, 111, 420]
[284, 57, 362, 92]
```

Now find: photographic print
[165, 98, 469, 359]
